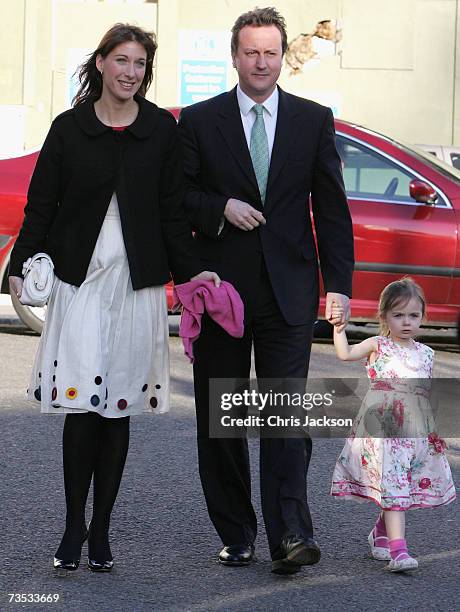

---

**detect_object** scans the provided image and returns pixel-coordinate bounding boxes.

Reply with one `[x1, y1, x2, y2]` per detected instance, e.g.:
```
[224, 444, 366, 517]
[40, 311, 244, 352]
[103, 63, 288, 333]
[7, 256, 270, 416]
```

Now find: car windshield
[343, 124, 460, 183]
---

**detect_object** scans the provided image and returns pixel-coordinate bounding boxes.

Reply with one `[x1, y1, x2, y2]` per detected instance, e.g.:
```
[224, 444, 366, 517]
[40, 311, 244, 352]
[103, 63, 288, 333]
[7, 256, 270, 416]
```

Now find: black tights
[55, 412, 130, 562]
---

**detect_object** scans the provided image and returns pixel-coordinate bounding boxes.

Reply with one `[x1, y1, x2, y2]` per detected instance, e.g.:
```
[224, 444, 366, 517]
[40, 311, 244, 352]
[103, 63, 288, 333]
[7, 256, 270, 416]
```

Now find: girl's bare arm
[333, 328, 378, 361]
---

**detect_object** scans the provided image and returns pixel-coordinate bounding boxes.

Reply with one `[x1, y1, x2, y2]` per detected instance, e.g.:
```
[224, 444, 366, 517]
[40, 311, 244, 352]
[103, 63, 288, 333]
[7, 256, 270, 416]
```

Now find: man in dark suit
[178, 7, 354, 575]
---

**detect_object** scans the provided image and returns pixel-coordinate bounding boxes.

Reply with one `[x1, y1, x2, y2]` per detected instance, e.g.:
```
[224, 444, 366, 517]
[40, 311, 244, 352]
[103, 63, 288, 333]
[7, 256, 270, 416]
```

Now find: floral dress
[330, 336, 456, 510]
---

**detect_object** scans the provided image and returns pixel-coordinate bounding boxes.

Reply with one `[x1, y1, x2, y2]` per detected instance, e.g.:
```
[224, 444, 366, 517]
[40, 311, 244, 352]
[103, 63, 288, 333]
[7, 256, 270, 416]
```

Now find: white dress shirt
[236, 84, 279, 161]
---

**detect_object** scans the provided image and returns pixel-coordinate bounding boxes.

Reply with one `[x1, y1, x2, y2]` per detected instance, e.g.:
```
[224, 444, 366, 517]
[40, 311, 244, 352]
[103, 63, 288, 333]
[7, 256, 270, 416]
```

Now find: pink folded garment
[173, 280, 244, 362]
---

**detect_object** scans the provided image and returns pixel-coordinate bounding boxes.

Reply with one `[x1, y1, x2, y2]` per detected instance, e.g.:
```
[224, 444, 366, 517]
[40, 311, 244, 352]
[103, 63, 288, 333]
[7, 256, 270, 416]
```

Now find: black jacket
[10, 96, 202, 288]
[178, 87, 354, 325]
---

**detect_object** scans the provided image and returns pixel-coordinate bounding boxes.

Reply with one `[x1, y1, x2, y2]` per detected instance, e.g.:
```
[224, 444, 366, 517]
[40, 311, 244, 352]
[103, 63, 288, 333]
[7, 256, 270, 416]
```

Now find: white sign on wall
[0, 106, 26, 156]
[67, 48, 92, 109]
[178, 30, 232, 106]
[300, 91, 341, 118]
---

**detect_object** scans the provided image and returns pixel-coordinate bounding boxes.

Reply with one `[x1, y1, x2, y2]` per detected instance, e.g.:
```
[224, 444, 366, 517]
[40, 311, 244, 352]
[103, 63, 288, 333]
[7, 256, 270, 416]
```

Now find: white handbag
[20, 252, 55, 307]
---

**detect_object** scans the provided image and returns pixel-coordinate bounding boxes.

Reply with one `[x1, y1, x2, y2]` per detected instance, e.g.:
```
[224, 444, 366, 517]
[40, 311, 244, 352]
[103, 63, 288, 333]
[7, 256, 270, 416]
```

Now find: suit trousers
[193, 259, 316, 557]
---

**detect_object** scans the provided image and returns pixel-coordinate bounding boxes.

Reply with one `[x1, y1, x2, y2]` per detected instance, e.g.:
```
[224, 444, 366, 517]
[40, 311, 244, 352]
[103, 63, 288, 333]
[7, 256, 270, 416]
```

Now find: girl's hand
[191, 271, 221, 287]
[325, 293, 350, 332]
[9, 276, 23, 299]
[329, 303, 344, 326]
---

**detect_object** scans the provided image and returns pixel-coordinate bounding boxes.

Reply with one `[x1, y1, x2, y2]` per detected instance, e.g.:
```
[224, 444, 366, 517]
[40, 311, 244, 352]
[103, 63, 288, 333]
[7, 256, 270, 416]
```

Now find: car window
[336, 136, 415, 202]
[450, 153, 460, 170]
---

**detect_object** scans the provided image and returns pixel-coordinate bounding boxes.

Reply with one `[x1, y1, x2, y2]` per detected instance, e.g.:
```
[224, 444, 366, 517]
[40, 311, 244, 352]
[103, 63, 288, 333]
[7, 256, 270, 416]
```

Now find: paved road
[0, 326, 459, 611]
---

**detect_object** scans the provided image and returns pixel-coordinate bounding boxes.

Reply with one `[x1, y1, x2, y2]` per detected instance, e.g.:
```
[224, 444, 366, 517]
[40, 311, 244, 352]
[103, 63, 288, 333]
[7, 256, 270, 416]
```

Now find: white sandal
[368, 529, 391, 561]
[386, 554, 418, 572]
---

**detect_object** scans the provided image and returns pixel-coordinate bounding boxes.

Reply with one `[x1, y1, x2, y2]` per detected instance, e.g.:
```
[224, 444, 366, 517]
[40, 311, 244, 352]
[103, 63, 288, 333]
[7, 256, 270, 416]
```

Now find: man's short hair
[231, 7, 288, 56]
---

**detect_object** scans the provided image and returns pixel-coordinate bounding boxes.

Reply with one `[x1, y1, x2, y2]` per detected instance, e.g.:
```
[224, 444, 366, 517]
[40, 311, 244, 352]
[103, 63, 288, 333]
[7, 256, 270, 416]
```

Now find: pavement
[0, 321, 459, 611]
[0, 294, 16, 324]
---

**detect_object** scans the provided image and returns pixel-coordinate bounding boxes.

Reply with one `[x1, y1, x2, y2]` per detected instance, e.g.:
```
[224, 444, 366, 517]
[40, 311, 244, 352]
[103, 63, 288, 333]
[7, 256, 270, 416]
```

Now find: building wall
[1, 0, 459, 153]
[1, 0, 157, 152]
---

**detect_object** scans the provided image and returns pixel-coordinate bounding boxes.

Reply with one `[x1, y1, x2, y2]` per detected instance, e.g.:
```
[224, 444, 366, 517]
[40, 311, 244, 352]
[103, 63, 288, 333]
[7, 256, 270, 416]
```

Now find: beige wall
[1, 0, 459, 152]
[1, 0, 157, 151]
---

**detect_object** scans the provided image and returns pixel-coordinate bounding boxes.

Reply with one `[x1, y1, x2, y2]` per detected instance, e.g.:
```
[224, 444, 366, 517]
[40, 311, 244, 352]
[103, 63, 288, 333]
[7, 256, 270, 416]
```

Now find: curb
[0, 316, 24, 327]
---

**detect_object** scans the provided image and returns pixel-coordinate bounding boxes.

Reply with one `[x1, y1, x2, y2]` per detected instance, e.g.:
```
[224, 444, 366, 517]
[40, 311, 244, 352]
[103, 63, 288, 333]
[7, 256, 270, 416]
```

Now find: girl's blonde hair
[378, 277, 426, 336]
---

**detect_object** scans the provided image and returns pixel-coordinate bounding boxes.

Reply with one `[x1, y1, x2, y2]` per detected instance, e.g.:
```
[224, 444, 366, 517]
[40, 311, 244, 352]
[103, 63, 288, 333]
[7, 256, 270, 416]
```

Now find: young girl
[330, 278, 456, 572]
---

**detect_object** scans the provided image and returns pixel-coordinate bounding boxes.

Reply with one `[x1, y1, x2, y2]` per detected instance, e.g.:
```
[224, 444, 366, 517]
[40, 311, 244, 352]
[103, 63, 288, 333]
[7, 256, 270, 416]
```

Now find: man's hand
[224, 198, 266, 231]
[329, 302, 344, 327]
[9, 276, 23, 299]
[325, 292, 350, 332]
[191, 271, 221, 287]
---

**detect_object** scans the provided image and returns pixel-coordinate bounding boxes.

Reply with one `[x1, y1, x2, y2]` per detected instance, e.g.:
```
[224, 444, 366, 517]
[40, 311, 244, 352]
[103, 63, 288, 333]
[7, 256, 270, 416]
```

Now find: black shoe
[271, 535, 321, 575]
[87, 558, 114, 573]
[87, 524, 114, 573]
[218, 544, 256, 566]
[53, 525, 89, 572]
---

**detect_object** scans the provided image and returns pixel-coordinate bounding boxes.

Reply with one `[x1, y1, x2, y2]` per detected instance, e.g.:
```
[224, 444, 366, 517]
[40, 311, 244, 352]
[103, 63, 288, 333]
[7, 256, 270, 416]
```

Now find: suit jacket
[9, 96, 202, 288]
[178, 86, 354, 325]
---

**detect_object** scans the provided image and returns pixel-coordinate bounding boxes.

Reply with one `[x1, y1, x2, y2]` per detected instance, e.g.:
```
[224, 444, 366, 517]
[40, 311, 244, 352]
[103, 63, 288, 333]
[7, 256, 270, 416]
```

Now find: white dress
[28, 193, 170, 418]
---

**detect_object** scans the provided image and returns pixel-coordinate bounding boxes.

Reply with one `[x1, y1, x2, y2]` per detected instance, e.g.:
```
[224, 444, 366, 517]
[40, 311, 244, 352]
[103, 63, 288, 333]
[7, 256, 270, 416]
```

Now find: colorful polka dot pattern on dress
[118, 399, 128, 410]
[66, 387, 78, 400]
[25, 195, 170, 417]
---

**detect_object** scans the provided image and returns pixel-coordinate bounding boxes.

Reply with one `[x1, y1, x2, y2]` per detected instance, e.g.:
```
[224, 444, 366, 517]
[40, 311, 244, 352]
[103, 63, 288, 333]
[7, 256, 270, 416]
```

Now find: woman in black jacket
[9, 23, 218, 573]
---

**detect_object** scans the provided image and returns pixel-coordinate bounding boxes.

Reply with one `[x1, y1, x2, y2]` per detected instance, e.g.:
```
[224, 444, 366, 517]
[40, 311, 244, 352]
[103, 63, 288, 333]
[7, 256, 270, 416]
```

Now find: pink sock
[370, 514, 389, 548]
[375, 514, 387, 539]
[389, 538, 410, 561]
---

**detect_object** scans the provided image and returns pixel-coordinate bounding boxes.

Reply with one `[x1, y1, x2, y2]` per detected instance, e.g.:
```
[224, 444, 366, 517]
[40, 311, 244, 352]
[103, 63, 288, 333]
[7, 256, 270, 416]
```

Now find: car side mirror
[409, 179, 438, 204]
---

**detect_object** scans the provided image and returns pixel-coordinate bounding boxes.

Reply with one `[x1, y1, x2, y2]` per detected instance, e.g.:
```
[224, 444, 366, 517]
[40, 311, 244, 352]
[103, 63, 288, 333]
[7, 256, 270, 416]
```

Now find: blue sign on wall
[180, 60, 227, 105]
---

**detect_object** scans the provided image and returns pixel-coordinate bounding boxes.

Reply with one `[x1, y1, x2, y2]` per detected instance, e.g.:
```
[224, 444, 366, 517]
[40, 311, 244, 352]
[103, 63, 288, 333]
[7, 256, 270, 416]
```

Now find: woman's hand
[9, 276, 24, 299]
[191, 271, 221, 287]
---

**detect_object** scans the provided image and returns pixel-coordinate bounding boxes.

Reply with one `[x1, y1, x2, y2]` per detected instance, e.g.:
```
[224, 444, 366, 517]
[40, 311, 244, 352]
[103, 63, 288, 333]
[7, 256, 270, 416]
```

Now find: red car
[1, 116, 460, 333]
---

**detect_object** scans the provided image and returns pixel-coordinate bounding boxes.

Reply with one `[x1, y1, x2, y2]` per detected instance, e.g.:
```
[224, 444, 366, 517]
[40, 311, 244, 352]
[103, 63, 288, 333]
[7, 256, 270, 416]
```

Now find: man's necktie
[250, 104, 269, 205]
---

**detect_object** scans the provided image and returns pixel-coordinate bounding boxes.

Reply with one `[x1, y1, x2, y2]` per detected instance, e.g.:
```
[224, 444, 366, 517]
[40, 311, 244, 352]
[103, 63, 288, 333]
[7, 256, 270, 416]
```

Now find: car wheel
[10, 290, 45, 333]
[313, 319, 333, 338]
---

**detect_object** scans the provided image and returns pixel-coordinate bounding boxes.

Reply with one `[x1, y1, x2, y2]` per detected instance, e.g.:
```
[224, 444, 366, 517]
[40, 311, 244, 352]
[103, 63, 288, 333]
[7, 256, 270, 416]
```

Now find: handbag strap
[23, 253, 54, 274]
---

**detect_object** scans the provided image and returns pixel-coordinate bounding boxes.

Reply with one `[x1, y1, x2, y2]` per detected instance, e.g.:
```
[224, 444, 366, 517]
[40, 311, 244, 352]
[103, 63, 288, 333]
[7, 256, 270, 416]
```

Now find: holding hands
[329, 302, 344, 325]
[325, 292, 350, 333]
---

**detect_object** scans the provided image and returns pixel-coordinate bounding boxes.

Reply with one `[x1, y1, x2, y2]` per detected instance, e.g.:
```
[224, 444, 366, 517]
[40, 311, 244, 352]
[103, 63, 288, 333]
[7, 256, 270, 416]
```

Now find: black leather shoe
[87, 524, 114, 573]
[218, 544, 256, 566]
[53, 557, 80, 572]
[53, 525, 89, 572]
[87, 558, 114, 573]
[271, 535, 321, 575]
